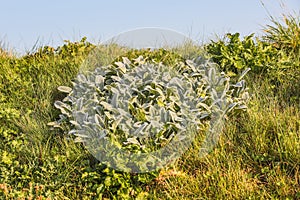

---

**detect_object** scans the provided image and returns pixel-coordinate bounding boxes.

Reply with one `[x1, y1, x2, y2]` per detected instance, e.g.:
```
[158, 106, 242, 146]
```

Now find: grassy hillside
[0, 15, 299, 199]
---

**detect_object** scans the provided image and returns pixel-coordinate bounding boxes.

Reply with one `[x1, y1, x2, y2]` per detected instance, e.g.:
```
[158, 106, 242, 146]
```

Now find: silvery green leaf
[54, 101, 67, 109]
[232, 80, 244, 88]
[159, 107, 166, 122]
[124, 137, 140, 145]
[134, 55, 145, 64]
[95, 75, 104, 85]
[170, 77, 183, 90]
[77, 74, 87, 82]
[197, 102, 210, 111]
[156, 87, 164, 96]
[199, 96, 207, 102]
[74, 133, 90, 138]
[104, 111, 113, 120]
[133, 123, 148, 135]
[237, 105, 247, 110]
[239, 68, 251, 81]
[172, 132, 187, 141]
[111, 93, 119, 108]
[191, 72, 203, 77]
[47, 121, 61, 128]
[162, 73, 171, 82]
[176, 89, 185, 101]
[199, 113, 209, 119]
[133, 121, 144, 128]
[75, 98, 83, 110]
[125, 118, 132, 127]
[114, 62, 127, 73]
[58, 86, 72, 93]
[173, 122, 184, 130]
[169, 111, 178, 122]
[211, 88, 218, 100]
[242, 92, 250, 100]
[111, 76, 122, 82]
[122, 57, 131, 65]
[91, 128, 107, 139]
[144, 123, 152, 132]
[150, 120, 163, 129]
[168, 95, 178, 103]
[68, 129, 79, 135]
[95, 114, 105, 127]
[58, 114, 67, 120]
[100, 101, 113, 111]
[221, 81, 230, 99]
[69, 120, 81, 128]
[110, 86, 119, 94]
[111, 116, 123, 130]
[74, 111, 88, 124]
[117, 108, 130, 118]
[62, 96, 73, 103]
[186, 60, 196, 72]
[149, 105, 156, 116]
[54, 101, 71, 117]
[226, 103, 238, 113]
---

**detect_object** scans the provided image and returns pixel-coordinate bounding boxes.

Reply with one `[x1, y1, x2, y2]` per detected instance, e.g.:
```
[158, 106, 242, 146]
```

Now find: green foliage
[1, 11, 300, 198]
[205, 32, 300, 104]
[205, 33, 277, 76]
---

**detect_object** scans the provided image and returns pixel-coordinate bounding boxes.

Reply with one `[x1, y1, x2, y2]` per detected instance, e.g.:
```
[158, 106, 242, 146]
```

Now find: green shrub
[205, 32, 300, 104]
[205, 33, 278, 76]
[50, 45, 249, 197]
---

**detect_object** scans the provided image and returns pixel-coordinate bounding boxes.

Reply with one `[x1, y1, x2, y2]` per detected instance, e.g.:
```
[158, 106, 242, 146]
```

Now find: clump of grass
[262, 13, 300, 104]
[263, 13, 300, 55]
[0, 43, 13, 58]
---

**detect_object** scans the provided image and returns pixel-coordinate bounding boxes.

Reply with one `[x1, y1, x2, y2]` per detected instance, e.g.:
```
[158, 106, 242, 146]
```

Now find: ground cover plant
[0, 14, 299, 199]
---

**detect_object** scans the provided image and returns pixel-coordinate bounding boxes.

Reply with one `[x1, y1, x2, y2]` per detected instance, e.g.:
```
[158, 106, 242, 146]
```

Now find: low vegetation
[0, 14, 299, 199]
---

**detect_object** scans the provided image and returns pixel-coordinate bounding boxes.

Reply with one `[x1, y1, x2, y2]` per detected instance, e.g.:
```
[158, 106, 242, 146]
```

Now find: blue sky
[0, 0, 299, 53]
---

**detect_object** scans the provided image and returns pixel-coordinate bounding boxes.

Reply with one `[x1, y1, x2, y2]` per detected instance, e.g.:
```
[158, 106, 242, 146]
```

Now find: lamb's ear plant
[50, 49, 249, 173]
[47, 47, 249, 198]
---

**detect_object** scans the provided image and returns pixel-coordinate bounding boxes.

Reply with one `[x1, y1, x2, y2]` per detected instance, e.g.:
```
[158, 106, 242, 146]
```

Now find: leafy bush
[205, 32, 300, 104]
[50, 45, 249, 196]
[205, 33, 278, 76]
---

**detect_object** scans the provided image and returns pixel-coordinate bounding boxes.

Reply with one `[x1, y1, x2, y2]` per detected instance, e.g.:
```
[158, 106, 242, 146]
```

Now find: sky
[0, 0, 299, 54]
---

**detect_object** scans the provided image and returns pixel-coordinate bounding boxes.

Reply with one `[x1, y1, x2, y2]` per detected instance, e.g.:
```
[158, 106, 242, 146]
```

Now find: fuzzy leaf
[58, 86, 72, 93]
[115, 62, 127, 73]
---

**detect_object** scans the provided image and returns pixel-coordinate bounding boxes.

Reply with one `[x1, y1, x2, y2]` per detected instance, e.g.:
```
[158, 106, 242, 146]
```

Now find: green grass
[0, 14, 299, 199]
[148, 77, 299, 199]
